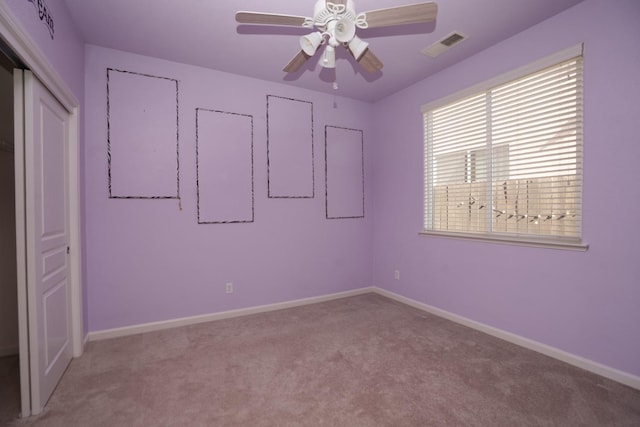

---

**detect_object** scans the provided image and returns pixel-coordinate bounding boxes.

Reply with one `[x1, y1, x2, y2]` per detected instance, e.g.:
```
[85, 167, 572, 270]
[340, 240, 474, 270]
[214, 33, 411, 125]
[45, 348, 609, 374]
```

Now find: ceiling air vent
[422, 32, 468, 58]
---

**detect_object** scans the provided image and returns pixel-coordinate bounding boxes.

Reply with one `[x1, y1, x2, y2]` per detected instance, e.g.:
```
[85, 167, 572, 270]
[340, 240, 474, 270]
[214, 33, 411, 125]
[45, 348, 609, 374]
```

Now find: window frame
[420, 44, 588, 251]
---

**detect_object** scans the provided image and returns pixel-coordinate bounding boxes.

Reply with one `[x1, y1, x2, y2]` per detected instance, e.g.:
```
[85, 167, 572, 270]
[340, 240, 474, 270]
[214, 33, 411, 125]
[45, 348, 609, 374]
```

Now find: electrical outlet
[225, 282, 233, 294]
[394, 270, 400, 280]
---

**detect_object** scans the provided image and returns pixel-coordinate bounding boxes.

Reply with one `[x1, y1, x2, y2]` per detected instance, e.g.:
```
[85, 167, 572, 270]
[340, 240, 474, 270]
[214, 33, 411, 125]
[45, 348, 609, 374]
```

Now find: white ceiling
[63, 0, 585, 102]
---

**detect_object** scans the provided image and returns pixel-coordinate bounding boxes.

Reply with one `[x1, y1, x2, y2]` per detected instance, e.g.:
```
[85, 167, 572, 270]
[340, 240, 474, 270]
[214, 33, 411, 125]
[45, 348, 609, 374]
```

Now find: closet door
[20, 69, 72, 414]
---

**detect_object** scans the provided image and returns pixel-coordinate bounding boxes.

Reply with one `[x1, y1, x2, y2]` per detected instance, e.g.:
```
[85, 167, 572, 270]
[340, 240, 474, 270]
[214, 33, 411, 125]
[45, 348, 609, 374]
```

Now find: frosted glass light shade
[300, 32, 323, 56]
[334, 18, 356, 43]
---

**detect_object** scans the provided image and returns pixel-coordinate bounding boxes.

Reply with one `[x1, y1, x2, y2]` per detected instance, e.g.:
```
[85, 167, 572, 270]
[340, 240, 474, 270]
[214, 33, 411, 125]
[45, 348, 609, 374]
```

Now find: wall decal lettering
[27, 0, 54, 39]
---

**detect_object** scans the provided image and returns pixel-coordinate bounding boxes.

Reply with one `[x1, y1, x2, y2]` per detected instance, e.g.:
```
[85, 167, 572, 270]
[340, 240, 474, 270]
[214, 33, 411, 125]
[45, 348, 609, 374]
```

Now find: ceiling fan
[236, 0, 438, 75]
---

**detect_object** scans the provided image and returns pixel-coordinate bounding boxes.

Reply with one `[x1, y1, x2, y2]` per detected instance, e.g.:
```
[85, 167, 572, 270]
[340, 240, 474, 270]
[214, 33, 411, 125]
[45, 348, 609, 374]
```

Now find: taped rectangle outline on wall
[325, 125, 365, 220]
[266, 94, 315, 199]
[106, 68, 180, 200]
[195, 108, 255, 224]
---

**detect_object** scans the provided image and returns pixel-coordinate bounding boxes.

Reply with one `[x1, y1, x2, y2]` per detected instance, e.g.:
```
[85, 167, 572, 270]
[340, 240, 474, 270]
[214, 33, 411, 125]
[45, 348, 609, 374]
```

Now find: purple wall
[84, 45, 374, 331]
[371, 0, 640, 377]
[5, 0, 84, 100]
[7, 0, 638, 380]
[4, 0, 88, 330]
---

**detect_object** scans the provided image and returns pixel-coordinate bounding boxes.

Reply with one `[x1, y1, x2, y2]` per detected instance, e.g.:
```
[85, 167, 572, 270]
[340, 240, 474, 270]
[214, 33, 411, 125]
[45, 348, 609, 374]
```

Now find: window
[422, 46, 586, 250]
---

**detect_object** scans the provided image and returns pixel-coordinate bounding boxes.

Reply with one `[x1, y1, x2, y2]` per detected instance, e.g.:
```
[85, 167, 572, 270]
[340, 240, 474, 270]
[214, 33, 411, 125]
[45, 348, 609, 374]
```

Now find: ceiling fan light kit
[300, 32, 324, 56]
[236, 0, 438, 78]
[322, 45, 337, 68]
[332, 18, 357, 43]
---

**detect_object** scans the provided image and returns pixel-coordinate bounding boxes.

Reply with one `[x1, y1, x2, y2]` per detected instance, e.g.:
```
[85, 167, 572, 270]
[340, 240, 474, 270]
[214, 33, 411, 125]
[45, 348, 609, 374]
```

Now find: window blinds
[424, 56, 583, 241]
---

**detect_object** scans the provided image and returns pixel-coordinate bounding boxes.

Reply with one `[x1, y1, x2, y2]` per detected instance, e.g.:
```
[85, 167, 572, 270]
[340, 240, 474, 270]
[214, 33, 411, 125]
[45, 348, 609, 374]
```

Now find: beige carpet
[5, 293, 640, 426]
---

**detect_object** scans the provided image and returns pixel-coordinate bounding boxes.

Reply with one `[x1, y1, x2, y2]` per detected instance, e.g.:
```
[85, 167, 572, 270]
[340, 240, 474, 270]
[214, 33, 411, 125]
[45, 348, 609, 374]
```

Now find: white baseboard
[0, 344, 19, 357]
[89, 287, 375, 342]
[373, 287, 640, 391]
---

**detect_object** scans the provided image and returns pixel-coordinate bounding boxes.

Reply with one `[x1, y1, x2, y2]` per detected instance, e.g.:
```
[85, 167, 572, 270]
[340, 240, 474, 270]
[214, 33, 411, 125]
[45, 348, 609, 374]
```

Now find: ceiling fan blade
[283, 51, 312, 73]
[360, 2, 438, 29]
[236, 12, 309, 27]
[357, 48, 384, 74]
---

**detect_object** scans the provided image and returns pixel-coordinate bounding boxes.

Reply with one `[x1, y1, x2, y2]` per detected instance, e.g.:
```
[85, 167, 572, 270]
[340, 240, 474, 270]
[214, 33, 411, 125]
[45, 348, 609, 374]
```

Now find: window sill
[419, 230, 588, 252]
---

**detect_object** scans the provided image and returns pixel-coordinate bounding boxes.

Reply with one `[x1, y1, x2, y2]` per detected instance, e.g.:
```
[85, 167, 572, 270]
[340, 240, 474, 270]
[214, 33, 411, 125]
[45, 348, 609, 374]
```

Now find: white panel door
[23, 70, 72, 414]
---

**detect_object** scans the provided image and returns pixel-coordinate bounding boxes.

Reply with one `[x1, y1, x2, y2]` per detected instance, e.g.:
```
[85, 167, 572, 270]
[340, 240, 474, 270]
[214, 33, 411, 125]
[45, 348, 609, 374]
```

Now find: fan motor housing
[313, 0, 357, 28]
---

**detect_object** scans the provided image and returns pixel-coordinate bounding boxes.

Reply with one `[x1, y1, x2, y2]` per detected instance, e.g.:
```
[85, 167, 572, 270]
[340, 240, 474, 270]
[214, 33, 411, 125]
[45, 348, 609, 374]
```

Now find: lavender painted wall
[5, 0, 84, 100]
[3, 0, 88, 330]
[371, 0, 640, 377]
[84, 45, 374, 331]
[7, 0, 637, 381]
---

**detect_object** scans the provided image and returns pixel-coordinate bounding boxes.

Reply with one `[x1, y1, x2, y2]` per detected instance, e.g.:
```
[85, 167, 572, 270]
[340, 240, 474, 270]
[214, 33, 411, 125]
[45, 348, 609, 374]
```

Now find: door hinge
[66, 246, 70, 255]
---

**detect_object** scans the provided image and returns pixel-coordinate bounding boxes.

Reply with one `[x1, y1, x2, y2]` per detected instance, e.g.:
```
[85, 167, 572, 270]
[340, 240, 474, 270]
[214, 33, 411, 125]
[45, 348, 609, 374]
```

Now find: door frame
[0, 3, 83, 418]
